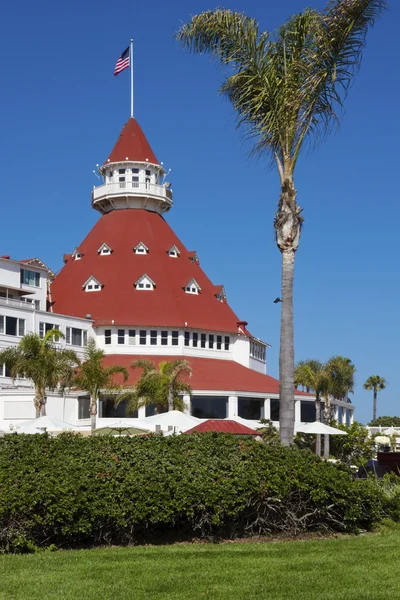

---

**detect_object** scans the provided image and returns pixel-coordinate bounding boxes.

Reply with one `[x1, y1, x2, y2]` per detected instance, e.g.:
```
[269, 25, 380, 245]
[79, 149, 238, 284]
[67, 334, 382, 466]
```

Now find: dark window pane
[161, 331, 168, 345]
[5, 317, 17, 336]
[238, 397, 264, 420]
[200, 334, 206, 348]
[78, 397, 90, 419]
[105, 329, 111, 345]
[300, 401, 316, 423]
[71, 328, 82, 346]
[140, 330, 147, 345]
[270, 400, 280, 421]
[150, 330, 157, 345]
[100, 397, 138, 419]
[118, 329, 125, 344]
[224, 336, 230, 350]
[191, 396, 228, 419]
[208, 334, 214, 349]
[193, 333, 198, 347]
[171, 331, 179, 346]
[217, 335, 222, 349]
[184, 332, 190, 346]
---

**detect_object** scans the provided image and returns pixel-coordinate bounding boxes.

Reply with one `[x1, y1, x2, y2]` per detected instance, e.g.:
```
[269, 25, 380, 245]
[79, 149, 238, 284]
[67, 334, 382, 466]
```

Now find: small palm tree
[0, 330, 79, 417]
[127, 359, 192, 415]
[364, 375, 387, 422]
[71, 339, 129, 431]
[176, 1, 386, 445]
[294, 359, 330, 456]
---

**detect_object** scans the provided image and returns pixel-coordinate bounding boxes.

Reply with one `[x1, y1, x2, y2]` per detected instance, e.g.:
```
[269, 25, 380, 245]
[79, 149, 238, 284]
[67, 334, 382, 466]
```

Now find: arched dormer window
[184, 278, 201, 294]
[168, 245, 180, 258]
[83, 275, 103, 292]
[134, 274, 155, 290]
[72, 248, 83, 261]
[98, 243, 112, 256]
[134, 242, 149, 255]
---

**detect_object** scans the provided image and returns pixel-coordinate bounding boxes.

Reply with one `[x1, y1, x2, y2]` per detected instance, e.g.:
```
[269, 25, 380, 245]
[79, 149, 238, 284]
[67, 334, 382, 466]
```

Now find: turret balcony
[92, 181, 173, 215]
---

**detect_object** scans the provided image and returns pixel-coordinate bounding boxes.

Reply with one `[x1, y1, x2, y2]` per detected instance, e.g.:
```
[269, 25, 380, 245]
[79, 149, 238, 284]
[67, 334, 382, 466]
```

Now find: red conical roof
[104, 118, 159, 165]
[50, 209, 246, 332]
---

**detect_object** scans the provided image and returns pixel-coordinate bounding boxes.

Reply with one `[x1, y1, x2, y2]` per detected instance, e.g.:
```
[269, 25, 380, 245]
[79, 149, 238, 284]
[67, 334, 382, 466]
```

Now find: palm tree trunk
[315, 395, 321, 457]
[168, 387, 174, 412]
[40, 396, 47, 418]
[275, 176, 302, 447]
[373, 388, 377, 422]
[90, 394, 97, 432]
[279, 248, 295, 446]
[323, 397, 331, 459]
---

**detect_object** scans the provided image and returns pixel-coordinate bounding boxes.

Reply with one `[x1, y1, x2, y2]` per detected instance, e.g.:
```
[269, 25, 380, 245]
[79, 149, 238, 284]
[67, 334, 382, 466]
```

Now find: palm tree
[176, 1, 386, 444]
[71, 339, 129, 431]
[0, 330, 79, 417]
[364, 375, 387, 422]
[126, 359, 192, 415]
[325, 355, 356, 420]
[294, 359, 330, 456]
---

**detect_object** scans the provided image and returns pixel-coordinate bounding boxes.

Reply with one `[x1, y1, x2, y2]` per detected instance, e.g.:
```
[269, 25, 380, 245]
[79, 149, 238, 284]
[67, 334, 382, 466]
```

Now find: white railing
[0, 297, 35, 310]
[92, 181, 172, 203]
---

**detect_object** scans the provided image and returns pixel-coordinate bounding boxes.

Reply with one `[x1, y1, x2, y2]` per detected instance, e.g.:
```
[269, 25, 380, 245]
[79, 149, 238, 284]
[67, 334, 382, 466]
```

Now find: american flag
[114, 47, 130, 76]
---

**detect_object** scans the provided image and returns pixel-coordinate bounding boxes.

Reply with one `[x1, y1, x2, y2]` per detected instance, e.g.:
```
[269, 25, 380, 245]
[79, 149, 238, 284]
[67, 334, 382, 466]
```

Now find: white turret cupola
[92, 118, 173, 216]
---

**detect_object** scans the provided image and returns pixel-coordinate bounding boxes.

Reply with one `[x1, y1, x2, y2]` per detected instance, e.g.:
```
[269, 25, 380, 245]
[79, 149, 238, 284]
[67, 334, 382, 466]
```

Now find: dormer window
[184, 278, 201, 294]
[72, 248, 83, 261]
[214, 285, 226, 302]
[188, 251, 199, 265]
[98, 243, 112, 256]
[134, 242, 149, 254]
[135, 274, 155, 290]
[83, 276, 103, 292]
[168, 245, 180, 258]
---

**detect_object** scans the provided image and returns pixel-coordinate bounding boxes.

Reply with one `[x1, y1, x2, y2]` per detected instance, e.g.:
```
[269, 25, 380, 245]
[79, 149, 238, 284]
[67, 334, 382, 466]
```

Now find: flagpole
[130, 39, 134, 118]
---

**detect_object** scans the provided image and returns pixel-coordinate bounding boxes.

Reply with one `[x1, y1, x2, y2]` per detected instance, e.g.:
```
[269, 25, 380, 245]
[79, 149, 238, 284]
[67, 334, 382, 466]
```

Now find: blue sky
[0, 0, 398, 423]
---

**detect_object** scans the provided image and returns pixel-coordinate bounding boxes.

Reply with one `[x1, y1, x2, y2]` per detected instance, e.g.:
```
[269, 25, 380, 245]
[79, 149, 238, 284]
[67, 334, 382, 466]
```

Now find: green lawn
[1, 532, 400, 600]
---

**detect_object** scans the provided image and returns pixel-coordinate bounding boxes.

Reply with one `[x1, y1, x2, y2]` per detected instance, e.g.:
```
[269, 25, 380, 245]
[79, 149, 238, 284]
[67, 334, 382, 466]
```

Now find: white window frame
[134, 242, 149, 255]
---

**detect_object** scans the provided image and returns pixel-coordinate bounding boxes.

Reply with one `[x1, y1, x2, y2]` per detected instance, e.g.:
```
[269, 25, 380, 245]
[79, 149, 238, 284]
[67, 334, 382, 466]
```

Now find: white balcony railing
[0, 297, 35, 310]
[92, 181, 172, 204]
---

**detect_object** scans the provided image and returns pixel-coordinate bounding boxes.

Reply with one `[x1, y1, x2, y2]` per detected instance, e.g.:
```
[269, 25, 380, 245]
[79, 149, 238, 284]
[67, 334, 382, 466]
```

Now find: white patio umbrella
[10, 416, 76, 434]
[142, 410, 201, 433]
[383, 427, 398, 436]
[295, 421, 348, 436]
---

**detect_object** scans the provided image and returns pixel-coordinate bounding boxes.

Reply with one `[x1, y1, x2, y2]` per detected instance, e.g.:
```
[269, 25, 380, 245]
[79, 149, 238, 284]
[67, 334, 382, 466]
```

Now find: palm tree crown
[71, 338, 129, 430]
[364, 374, 387, 421]
[127, 359, 192, 415]
[177, 1, 386, 445]
[0, 330, 79, 417]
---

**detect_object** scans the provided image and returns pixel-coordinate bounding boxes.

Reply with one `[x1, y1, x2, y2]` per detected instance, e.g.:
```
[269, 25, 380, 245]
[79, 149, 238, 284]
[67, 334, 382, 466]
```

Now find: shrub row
[0, 433, 387, 552]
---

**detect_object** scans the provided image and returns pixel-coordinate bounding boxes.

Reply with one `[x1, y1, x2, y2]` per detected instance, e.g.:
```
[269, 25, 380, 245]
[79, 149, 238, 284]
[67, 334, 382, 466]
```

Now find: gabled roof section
[105, 118, 160, 166]
[188, 251, 199, 265]
[72, 248, 83, 260]
[134, 273, 156, 289]
[82, 275, 103, 291]
[19, 257, 56, 279]
[185, 420, 258, 435]
[134, 242, 149, 254]
[213, 285, 226, 302]
[98, 242, 112, 255]
[168, 245, 180, 257]
[184, 278, 201, 294]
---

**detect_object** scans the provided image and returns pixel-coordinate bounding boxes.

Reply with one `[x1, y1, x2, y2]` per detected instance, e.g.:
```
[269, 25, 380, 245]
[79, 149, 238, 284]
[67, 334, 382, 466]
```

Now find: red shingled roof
[105, 118, 159, 165]
[51, 209, 249, 332]
[100, 354, 312, 396]
[185, 420, 259, 435]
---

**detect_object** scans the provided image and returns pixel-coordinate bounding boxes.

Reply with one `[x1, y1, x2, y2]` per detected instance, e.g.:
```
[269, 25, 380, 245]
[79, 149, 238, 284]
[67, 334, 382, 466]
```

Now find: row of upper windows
[250, 341, 266, 362]
[184, 331, 230, 351]
[106, 167, 158, 185]
[73, 243, 181, 260]
[0, 317, 89, 348]
[104, 329, 230, 350]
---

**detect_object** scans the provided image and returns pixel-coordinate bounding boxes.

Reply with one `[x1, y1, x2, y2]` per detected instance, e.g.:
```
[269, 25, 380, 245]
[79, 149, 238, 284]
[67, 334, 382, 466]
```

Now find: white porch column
[138, 406, 146, 419]
[228, 396, 238, 418]
[350, 409, 354, 425]
[263, 398, 271, 421]
[182, 394, 191, 415]
[295, 399, 301, 424]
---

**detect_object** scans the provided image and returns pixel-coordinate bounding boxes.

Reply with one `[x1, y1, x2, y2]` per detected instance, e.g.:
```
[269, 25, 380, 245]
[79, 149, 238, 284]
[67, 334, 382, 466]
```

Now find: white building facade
[0, 118, 354, 430]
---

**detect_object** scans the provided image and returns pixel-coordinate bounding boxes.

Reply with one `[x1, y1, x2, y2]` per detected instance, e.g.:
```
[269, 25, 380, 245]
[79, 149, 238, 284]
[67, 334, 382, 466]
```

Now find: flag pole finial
[130, 39, 134, 118]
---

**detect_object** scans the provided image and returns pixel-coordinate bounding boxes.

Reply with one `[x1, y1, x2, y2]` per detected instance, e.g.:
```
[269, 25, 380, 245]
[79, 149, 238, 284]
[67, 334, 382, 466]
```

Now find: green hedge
[0, 433, 385, 552]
